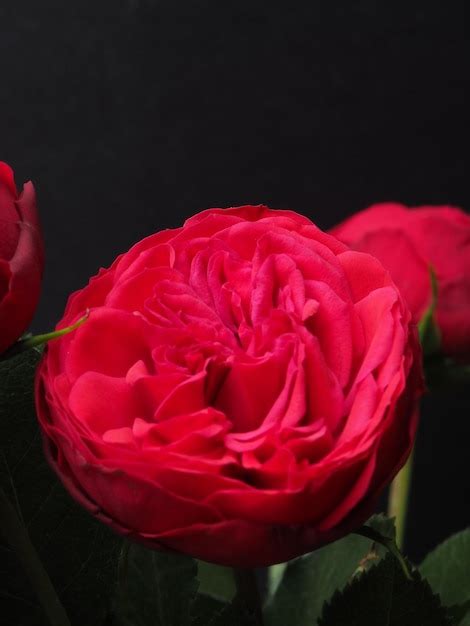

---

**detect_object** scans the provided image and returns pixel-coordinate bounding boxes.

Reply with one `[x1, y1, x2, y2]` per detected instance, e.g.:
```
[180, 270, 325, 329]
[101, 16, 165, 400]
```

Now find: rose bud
[36, 206, 422, 567]
[0, 162, 43, 354]
[330, 203, 470, 358]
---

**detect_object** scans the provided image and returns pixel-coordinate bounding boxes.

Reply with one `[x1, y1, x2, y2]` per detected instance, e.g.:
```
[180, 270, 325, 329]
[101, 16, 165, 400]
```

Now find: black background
[0, 0, 468, 561]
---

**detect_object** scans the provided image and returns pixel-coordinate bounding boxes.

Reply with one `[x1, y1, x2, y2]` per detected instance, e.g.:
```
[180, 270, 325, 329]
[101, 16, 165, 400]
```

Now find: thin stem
[0, 310, 89, 362]
[233, 568, 264, 625]
[387, 447, 414, 550]
[22, 310, 90, 349]
[0, 486, 71, 626]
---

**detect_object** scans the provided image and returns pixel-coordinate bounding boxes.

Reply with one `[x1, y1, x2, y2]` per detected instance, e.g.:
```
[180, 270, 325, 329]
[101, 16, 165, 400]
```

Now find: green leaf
[366, 514, 396, 539]
[420, 529, 470, 625]
[355, 522, 411, 579]
[265, 514, 394, 626]
[113, 542, 199, 626]
[190, 593, 226, 626]
[418, 266, 441, 356]
[202, 599, 259, 626]
[0, 348, 121, 626]
[190, 582, 259, 626]
[112, 545, 260, 626]
[196, 560, 236, 602]
[267, 562, 287, 598]
[448, 602, 470, 626]
[319, 554, 452, 626]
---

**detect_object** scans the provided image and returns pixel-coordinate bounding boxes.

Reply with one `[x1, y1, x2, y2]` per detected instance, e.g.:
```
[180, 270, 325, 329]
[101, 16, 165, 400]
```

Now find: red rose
[36, 206, 422, 567]
[331, 203, 470, 358]
[0, 162, 43, 354]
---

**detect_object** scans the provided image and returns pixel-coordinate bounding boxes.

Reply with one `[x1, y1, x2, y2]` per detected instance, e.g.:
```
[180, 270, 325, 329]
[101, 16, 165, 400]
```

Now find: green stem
[0, 486, 71, 626]
[233, 568, 264, 625]
[21, 311, 90, 349]
[387, 447, 414, 550]
[0, 311, 89, 362]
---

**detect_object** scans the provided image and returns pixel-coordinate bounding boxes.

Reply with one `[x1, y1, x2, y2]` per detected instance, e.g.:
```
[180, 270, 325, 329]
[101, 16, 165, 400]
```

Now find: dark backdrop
[1, 0, 468, 562]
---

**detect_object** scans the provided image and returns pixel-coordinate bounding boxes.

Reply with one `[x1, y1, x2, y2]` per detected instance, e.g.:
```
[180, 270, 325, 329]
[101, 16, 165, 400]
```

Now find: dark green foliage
[420, 529, 470, 626]
[114, 543, 199, 626]
[196, 559, 236, 602]
[0, 349, 121, 626]
[265, 515, 394, 626]
[319, 554, 452, 626]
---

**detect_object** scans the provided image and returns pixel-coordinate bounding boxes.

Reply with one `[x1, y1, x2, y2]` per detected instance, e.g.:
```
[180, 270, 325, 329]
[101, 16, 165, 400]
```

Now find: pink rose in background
[330, 203, 470, 358]
[36, 205, 422, 567]
[0, 162, 43, 354]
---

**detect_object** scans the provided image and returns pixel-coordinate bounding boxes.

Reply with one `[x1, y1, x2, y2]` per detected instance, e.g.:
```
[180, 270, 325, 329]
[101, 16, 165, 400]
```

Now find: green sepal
[418, 266, 441, 356]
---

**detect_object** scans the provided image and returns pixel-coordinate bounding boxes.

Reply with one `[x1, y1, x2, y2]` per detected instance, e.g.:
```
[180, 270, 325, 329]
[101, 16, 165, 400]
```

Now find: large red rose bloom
[36, 206, 422, 566]
[0, 162, 43, 354]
